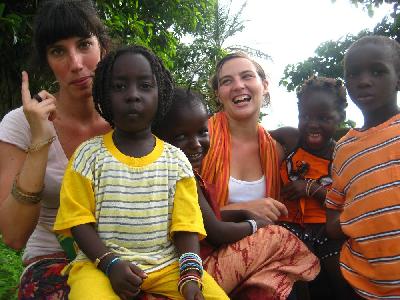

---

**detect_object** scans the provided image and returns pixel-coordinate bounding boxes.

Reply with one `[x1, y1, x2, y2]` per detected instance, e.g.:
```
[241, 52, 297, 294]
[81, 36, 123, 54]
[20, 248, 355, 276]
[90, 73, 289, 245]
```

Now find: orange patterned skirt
[139, 225, 320, 300]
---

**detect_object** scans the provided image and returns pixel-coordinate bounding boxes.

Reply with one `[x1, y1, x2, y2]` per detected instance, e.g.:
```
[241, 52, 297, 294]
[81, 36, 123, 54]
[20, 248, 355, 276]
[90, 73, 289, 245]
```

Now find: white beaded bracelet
[245, 219, 258, 234]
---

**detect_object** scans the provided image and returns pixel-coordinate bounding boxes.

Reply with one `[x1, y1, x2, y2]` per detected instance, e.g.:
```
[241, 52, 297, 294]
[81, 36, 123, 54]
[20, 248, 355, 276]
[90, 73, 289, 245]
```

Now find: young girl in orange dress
[271, 76, 354, 299]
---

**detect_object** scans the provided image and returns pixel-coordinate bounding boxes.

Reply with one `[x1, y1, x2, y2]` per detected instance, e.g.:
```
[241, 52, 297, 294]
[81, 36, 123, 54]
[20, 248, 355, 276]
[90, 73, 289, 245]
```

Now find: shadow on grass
[0, 236, 23, 300]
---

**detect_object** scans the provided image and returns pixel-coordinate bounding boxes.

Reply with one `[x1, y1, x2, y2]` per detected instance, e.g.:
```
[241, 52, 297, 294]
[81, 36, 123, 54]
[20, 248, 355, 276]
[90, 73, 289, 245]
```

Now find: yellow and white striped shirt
[54, 131, 206, 273]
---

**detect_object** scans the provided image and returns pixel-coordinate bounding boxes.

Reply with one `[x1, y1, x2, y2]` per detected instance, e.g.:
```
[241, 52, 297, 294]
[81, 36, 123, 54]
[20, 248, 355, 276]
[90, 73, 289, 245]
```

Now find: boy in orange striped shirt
[326, 35, 400, 299]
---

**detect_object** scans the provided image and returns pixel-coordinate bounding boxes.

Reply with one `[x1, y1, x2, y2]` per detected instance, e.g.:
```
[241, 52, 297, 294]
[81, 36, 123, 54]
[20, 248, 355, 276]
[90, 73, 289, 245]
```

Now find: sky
[221, 0, 395, 129]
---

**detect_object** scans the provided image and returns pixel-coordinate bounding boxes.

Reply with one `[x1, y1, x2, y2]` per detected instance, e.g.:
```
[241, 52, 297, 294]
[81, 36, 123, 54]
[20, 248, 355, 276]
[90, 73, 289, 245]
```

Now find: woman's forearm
[220, 202, 252, 211]
[0, 144, 50, 249]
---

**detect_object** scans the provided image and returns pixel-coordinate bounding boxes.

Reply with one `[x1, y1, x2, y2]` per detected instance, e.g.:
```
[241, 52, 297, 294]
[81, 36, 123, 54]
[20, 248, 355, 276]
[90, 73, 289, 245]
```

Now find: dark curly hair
[32, 0, 110, 71]
[296, 76, 348, 122]
[153, 87, 207, 135]
[344, 35, 400, 75]
[92, 45, 174, 128]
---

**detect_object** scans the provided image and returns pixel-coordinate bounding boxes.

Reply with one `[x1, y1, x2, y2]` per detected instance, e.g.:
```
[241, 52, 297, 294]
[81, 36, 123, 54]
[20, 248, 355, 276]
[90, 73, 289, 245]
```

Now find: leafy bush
[0, 236, 22, 300]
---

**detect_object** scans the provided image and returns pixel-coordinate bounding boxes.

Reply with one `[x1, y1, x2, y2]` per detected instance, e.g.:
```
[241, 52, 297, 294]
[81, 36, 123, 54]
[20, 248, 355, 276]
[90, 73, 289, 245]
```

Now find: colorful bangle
[178, 276, 203, 295]
[179, 252, 201, 262]
[25, 136, 56, 153]
[105, 257, 120, 276]
[245, 219, 257, 234]
[178, 252, 203, 293]
[180, 267, 203, 275]
[94, 251, 113, 268]
[179, 252, 203, 276]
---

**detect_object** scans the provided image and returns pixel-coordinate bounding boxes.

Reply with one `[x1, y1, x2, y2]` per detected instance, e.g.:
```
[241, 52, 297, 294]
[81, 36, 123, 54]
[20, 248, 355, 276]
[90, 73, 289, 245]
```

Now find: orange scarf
[200, 112, 280, 207]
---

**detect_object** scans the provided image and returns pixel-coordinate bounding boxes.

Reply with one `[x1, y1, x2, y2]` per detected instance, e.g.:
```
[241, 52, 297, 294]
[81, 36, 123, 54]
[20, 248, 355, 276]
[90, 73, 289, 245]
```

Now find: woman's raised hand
[21, 71, 56, 141]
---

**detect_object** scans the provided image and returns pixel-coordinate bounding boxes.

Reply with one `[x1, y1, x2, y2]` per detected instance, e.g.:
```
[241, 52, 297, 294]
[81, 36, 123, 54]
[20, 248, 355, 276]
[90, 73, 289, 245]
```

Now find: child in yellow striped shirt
[54, 45, 228, 300]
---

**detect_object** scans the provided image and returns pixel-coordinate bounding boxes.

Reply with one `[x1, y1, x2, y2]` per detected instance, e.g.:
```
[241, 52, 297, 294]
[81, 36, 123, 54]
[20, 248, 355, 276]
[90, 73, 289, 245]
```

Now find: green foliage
[96, 0, 216, 69]
[0, 0, 216, 118]
[279, 15, 400, 93]
[0, 0, 264, 117]
[0, 237, 22, 300]
[279, 34, 362, 92]
[172, 0, 271, 112]
[172, 1, 245, 102]
[0, 1, 38, 119]
[345, 0, 399, 17]
[280, 0, 400, 127]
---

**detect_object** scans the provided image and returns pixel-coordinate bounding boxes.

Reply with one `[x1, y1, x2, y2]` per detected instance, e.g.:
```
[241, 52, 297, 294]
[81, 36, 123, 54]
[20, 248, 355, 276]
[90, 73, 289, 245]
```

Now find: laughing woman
[201, 52, 287, 221]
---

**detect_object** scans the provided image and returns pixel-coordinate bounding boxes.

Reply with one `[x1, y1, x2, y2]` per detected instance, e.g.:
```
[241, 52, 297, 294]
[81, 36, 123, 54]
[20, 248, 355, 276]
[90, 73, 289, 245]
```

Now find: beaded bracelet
[180, 266, 203, 275]
[105, 257, 120, 276]
[245, 219, 257, 234]
[179, 254, 203, 275]
[179, 252, 202, 262]
[178, 252, 203, 295]
[178, 275, 203, 294]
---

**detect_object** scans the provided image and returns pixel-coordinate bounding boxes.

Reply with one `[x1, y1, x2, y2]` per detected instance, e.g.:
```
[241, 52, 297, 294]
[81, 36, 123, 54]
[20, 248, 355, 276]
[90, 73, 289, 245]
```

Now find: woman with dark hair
[0, 1, 111, 298]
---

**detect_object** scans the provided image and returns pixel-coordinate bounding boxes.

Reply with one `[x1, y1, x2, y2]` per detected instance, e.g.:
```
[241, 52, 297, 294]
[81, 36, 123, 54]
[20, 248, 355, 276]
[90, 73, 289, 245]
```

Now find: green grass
[0, 236, 23, 300]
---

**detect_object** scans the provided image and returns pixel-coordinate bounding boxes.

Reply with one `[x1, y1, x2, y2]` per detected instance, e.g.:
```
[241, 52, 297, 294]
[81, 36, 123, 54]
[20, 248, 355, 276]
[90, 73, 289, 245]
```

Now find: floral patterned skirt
[18, 257, 69, 300]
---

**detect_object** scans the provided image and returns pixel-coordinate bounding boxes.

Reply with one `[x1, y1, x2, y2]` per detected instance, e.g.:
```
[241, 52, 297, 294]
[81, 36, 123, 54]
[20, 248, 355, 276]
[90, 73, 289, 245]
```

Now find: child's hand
[281, 180, 308, 201]
[181, 281, 204, 300]
[108, 260, 147, 300]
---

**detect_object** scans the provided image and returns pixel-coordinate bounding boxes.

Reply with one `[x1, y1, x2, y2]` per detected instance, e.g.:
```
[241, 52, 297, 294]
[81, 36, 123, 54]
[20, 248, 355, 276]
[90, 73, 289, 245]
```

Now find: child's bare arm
[220, 209, 270, 223]
[326, 208, 347, 239]
[220, 198, 288, 223]
[270, 126, 300, 155]
[71, 224, 147, 300]
[198, 184, 270, 246]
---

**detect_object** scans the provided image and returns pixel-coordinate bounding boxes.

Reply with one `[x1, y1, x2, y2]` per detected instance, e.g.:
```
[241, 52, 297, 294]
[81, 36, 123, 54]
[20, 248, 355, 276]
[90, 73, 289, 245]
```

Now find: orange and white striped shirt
[326, 113, 400, 299]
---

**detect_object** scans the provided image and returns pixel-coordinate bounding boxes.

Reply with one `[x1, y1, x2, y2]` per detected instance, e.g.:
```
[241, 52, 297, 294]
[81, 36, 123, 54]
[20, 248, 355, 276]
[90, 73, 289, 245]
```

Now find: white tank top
[228, 175, 266, 203]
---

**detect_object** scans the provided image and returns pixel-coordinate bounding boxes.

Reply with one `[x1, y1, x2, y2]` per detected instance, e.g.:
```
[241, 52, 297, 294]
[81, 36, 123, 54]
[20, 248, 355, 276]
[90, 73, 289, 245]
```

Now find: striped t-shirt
[326, 113, 400, 299]
[54, 131, 206, 273]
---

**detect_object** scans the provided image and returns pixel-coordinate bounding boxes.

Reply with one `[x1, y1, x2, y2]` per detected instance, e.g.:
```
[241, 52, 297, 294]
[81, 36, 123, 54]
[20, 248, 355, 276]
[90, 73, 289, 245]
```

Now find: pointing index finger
[21, 71, 32, 106]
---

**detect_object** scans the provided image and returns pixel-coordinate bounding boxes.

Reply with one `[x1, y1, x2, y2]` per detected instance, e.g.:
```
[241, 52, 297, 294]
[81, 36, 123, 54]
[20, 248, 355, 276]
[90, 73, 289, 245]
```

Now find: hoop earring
[263, 92, 271, 107]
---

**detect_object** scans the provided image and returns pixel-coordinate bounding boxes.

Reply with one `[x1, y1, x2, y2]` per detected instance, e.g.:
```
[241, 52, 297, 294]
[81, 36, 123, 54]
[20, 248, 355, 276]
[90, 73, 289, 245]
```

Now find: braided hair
[92, 45, 174, 128]
[296, 76, 348, 122]
[153, 87, 207, 135]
